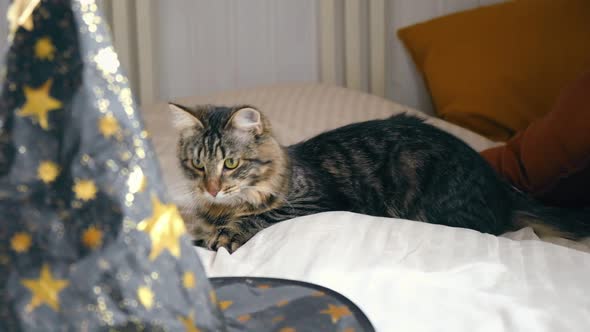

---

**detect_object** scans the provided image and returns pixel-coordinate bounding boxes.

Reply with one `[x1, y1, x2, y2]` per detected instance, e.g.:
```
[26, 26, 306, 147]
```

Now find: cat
[169, 103, 590, 253]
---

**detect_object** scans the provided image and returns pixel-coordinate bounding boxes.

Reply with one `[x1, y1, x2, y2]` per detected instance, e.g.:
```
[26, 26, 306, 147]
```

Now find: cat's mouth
[200, 187, 241, 205]
[198, 185, 272, 209]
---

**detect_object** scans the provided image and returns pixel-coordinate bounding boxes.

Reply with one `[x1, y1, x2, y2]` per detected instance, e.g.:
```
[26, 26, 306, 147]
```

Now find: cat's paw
[206, 228, 245, 253]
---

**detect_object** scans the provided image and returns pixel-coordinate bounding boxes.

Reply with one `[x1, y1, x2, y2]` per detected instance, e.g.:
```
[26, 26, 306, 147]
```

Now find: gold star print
[237, 314, 251, 323]
[137, 195, 186, 261]
[11, 232, 32, 253]
[320, 304, 352, 323]
[137, 286, 154, 309]
[21, 264, 69, 312]
[37, 161, 60, 184]
[73, 179, 98, 201]
[178, 313, 201, 332]
[82, 226, 103, 249]
[98, 115, 120, 138]
[218, 300, 232, 311]
[279, 328, 296, 332]
[17, 79, 62, 130]
[276, 300, 289, 307]
[35, 37, 56, 60]
[7, 0, 41, 38]
[182, 271, 195, 289]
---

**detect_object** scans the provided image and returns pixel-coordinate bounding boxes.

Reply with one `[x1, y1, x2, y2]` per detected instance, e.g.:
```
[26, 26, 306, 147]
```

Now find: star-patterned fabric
[211, 278, 374, 332]
[0, 0, 225, 330]
[0, 1, 374, 331]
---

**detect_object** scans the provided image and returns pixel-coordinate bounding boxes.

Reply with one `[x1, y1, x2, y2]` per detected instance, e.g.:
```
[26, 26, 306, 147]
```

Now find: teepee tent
[0, 1, 373, 331]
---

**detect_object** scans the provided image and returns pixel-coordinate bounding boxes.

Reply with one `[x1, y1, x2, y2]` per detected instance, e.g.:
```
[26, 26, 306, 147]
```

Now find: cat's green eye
[224, 158, 239, 169]
[191, 159, 204, 170]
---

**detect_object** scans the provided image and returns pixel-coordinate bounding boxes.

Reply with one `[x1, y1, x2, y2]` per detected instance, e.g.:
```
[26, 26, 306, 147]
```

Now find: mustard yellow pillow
[398, 0, 590, 141]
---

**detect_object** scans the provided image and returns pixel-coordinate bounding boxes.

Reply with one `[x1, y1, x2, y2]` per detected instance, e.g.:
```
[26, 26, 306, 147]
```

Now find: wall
[157, 0, 319, 101]
[0, 0, 504, 112]
[157, 0, 504, 110]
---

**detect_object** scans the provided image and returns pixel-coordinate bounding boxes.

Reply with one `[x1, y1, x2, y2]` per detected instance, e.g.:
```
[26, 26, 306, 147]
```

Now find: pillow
[398, 0, 590, 141]
[481, 71, 590, 208]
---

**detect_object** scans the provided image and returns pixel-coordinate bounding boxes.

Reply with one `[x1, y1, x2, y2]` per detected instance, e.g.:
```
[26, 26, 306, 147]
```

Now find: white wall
[157, 0, 319, 101]
[0, 0, 505, 112]
[155, 0, 505, 110]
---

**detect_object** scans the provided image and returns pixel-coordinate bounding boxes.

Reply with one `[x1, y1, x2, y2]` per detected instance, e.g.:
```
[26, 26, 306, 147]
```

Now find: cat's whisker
[240, 186, 297, 212]
[168, 182, 207, 216]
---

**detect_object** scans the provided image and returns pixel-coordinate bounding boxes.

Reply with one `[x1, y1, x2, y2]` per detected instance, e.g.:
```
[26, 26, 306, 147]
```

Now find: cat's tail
[510, 189, 590, 240]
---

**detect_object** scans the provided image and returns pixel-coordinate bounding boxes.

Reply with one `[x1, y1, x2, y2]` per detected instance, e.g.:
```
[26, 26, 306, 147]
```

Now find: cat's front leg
[205, 227, 250, 253]
[206, 218, 268, 253]
[186, 217, 253, 253]
[205, 228, 240, 253]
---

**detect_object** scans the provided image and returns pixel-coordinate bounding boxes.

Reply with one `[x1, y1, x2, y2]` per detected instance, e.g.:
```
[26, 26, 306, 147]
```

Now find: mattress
[142, 83, 590, 331]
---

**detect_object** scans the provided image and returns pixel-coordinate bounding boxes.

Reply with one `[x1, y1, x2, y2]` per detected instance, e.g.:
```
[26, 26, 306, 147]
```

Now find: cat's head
[169, 103, 288, 210]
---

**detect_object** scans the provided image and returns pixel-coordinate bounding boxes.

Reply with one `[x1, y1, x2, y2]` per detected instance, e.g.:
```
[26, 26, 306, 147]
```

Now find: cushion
[481, 71, 590, 207]
[141, 83, 497, 199]
[398, 0, 590, 141]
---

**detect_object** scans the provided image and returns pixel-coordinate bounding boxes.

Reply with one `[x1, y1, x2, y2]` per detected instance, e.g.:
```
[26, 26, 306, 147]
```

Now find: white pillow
[197, 212, 590, 332]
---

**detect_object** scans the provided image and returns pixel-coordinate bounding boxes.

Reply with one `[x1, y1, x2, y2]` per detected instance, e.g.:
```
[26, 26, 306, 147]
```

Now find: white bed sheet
[196, 212, 590, 332]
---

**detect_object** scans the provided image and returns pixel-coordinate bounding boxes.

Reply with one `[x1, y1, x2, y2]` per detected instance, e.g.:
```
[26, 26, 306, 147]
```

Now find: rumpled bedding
[196, 212, 590, 332]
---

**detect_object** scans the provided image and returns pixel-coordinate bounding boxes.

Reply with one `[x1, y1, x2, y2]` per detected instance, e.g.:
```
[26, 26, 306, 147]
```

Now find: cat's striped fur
[171, 104, 590, 253]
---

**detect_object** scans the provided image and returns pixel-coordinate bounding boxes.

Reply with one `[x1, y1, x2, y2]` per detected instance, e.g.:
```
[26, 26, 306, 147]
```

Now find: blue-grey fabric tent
[0, 1, 374, 331]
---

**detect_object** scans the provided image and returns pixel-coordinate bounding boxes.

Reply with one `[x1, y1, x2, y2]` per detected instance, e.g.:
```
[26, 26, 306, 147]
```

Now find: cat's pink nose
[205, 182, 220, 197]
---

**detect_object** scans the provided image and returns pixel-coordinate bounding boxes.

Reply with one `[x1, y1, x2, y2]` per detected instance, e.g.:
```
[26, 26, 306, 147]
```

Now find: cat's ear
[168, 103, 203, 130]
[226, 107, 263, 135]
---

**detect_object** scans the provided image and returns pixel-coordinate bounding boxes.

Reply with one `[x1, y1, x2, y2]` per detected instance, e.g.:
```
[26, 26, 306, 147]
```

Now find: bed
[143, 83, 590, 331]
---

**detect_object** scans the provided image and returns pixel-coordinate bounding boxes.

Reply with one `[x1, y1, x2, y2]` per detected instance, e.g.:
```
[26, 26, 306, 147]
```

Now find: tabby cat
[170, 104, 589, 253]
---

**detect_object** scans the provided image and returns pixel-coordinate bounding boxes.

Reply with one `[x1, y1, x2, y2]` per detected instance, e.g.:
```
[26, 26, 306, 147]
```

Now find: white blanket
[196, 212, 590, 332]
